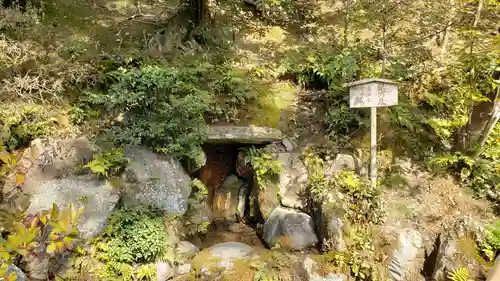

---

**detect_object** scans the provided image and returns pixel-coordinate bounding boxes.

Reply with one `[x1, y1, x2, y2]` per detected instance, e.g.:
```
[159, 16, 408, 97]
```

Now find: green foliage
[208, 66, 259, 123]
[0, 105, 56, 151]
[1, 204, 83, 281]
[314, 229, 383, 281]
[334, 170, 386, 224]
[324, 102, 366, 137]
[84, 148, 129, 177]
[244, 147, 283, 186]
[483, 124, 500, 160]
[61, 207, 164, 281]
[191, 178, 208, 203]
[304, 151, 385, 225]
[78, 64, 210, 162]
[477, 221, 500, 262]
[102, 207, 165, 264]
[77, 59, 263, 162]
[447, 267, 473, 281]
[303, 151, 329, 202]
[428, 153, 500, 205]
[284, 47, 369, 138]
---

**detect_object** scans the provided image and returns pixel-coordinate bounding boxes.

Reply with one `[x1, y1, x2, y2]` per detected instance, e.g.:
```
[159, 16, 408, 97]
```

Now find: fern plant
[447, 267, 473, 281]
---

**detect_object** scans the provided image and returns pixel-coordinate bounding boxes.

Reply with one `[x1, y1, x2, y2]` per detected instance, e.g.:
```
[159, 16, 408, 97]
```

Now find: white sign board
[348, 80, 398, 108]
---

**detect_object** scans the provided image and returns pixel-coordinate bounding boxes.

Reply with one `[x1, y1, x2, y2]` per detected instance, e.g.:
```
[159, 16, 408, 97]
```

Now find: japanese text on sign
[349, 82, 398, 108]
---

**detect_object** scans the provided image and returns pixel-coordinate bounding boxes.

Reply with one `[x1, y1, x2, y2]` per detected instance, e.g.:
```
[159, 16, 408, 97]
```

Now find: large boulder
[192, 242, 256, 273]
[175, 241, 200, 260]
[387, 228, 422, 281]
[303, 256, 348, 281]
[5, 137, 94, 196]
[424, 218, 487, 280]
[205, 126, 282, 144]
[237, 180, 251, 220]
[212, 175, 243, 221]
[276, 153, 309, 209]
[263, 207, 318, 250]
[250, 179, 279, 220]
[182, 200, 211, 241]
[256, 153, 308, 217]
[157, 261, 177, 281]
[201, 223, 265, 249]
[27, 175, 120, 239]
[319, 203, 346, 252]
[121, 146, 192, 214]
[324, 153, 361, 178]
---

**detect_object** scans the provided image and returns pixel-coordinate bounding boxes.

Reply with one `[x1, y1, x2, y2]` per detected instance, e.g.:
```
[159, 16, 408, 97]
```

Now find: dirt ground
[383, 166, 495, 243]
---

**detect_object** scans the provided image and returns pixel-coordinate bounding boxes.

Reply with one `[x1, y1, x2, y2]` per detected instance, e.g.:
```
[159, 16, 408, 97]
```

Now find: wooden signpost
[344, 78, 398, 188]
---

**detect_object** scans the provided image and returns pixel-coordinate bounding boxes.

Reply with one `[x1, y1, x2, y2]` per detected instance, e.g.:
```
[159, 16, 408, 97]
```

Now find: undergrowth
[61, 207, 166, 281]
[244, 147, 283, 186]
[0, 104, 59, 150]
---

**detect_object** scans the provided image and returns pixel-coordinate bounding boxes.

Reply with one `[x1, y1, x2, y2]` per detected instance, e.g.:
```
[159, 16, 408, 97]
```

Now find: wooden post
[344, 78, 398, 188]
[370, 107, 377, 188]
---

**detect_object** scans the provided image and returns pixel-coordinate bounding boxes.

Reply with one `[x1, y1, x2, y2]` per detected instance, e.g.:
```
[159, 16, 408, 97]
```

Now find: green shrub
[314, 229, 384, 281]
[303, 151, 329, 202]
[78, 64, 211, 162]
[428, 153, 500, 205]
[333, 171, 385, 224]
[244, 147, 283, 186]
[103, 207, 166, 264]
[478, 221, 500, 261]
[447, 267, 473, 281]
[303, 151, 385, 225]
[0, 104, 56, 150]
[77, 61, 262, 162]
[84, 147, 130, 177]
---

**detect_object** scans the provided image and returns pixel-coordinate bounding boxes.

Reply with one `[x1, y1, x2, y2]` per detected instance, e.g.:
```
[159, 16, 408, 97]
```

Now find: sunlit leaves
[0, 263, 18, 281]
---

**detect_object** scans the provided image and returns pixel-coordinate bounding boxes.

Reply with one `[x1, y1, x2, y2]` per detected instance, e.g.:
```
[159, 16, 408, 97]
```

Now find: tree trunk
[187, 0, 212, 27]
[452, 0, 485, 153]
[471, 73, 500, 158]
[455, 70, 500, 155]
[439, 0, 455, 59]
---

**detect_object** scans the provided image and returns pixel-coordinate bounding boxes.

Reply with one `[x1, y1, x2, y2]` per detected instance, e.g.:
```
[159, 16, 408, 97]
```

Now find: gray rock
[185, 149, 207, 175]
[258, 153, 308, 212]
[5, 137, 94, 196]
[212, 175, 242, 221]
[252, 178, 279, 220]
[28, 176, 119, 239]
[425, 218, 485, 281]
[324, 153, 359, 178]
[324, 214, 346, 252]
[122, 146, 191, 214]
[276, 153, 308, 209]
[177, 264, 192, 275]
[157, 261, 176, 281]
[303, 256, 347, 281]
[176, 241, 200, 259]
[237, 181, 251, 219]
[208, 242, 255, 269]
[388, 229, 422, 281]
[182, 201, 210, 239]
[263, 207, 318, 250]
[205, 126, 282, 144]
[263, 142, 287, 153]
[282, 138, 296, 152]
[7, 264, 28, 281]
